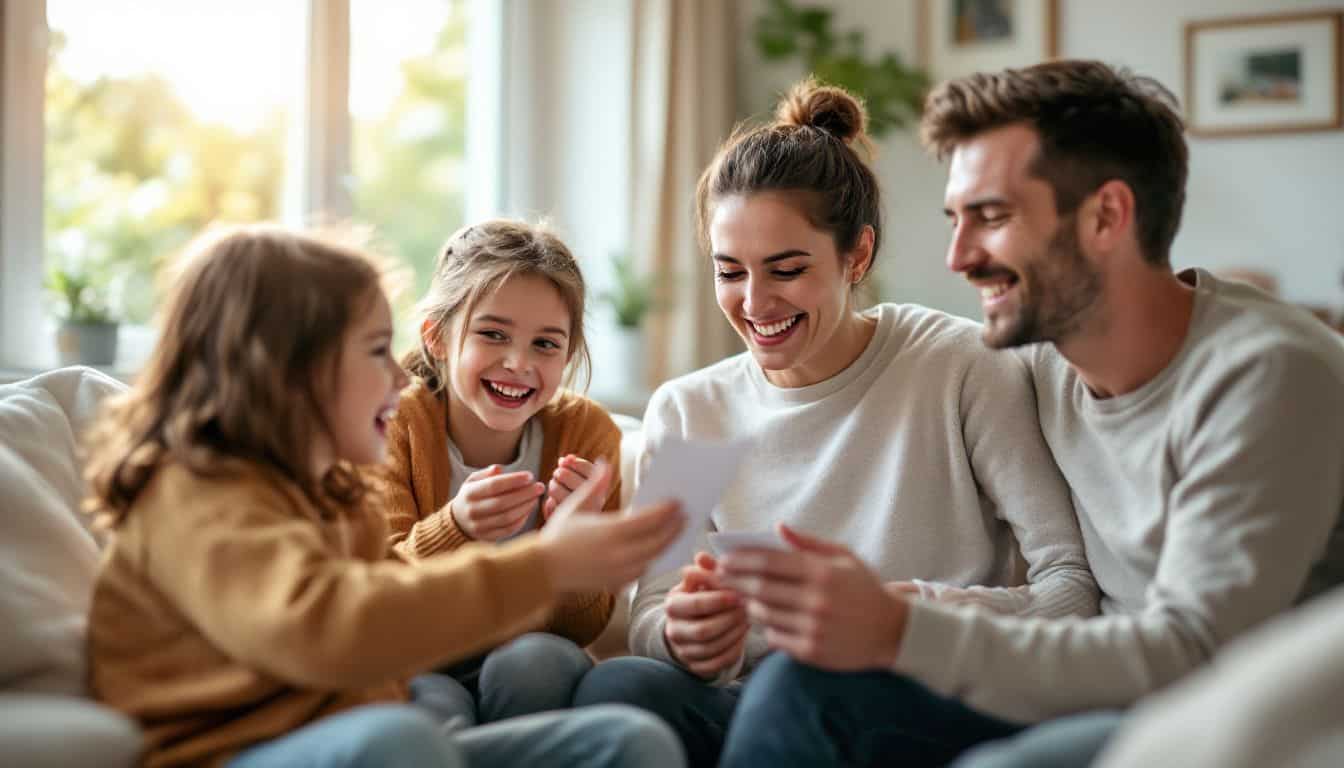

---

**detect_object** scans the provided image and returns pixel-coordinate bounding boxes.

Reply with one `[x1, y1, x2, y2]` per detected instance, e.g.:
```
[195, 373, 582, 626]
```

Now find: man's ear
[1084, 179, 1137, 255]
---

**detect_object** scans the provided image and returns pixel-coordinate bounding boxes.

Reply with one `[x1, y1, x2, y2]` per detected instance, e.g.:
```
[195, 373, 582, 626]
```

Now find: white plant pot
[607, 326, 645, 395]
[57, 321, 119, 367]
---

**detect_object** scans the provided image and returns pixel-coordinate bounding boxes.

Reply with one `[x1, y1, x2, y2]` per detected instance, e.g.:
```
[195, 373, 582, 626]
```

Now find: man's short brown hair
[921, 60, 1188, 266]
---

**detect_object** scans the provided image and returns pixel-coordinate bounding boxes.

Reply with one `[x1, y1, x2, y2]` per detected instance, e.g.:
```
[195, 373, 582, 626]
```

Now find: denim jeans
[719, 653, 1024, 768]
[574, 655, 742, 768]
[952, 710, 1125, 768]
[225, 701, 685, 768]
[428, 632, 595, 727]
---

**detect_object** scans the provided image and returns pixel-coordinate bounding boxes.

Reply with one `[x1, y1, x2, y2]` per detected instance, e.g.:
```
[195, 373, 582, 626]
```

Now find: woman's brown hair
[403, 219, 591, 394]
[695, 77, 883, 282]
[85, 226, 387, 526]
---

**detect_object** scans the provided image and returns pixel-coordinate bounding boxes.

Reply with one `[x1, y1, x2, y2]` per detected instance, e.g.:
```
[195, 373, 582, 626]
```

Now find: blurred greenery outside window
[44, 0, 467, 350]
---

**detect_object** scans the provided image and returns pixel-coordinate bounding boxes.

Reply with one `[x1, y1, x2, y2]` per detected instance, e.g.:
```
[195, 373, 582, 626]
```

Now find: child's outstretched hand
[449, 465, 546, 541]
[543, 454, 601, 519]
[540, 460, 684, 592]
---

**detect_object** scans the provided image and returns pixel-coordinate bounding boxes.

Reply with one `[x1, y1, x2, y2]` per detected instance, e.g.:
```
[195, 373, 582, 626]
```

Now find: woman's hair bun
[774, 77, 868, 144]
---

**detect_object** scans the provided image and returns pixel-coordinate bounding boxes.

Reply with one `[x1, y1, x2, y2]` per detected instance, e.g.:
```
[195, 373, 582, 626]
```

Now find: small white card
[632, 435, 749, 578]
[706, 530, 790, 556]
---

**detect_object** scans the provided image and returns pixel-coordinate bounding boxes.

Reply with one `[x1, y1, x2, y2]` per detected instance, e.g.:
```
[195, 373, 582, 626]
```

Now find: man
[713, 59, 1344, 768]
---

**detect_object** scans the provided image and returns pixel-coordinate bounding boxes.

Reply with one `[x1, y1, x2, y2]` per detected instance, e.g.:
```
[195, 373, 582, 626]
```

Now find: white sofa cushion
[0, 367, 126, 695]
[0, 693, 140, 768]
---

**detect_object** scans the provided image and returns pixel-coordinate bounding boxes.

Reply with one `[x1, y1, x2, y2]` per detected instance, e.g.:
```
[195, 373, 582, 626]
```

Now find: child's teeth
[490, 382, 529, 398]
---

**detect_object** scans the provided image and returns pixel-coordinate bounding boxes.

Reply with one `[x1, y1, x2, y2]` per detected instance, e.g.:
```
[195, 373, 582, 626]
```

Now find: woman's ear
[848, 225, 876, 284]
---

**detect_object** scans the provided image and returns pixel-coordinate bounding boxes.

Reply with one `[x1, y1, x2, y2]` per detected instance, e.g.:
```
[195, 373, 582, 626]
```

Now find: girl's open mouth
[483, 379, 536, 409]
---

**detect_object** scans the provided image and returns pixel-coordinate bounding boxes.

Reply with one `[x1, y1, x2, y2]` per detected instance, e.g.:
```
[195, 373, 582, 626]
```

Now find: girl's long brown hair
[85, 226, 385, 526]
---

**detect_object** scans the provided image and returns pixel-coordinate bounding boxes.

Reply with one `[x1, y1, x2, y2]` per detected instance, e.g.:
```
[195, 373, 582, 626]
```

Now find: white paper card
[633, 435, 749, 578]
[706, 530, 789, 556]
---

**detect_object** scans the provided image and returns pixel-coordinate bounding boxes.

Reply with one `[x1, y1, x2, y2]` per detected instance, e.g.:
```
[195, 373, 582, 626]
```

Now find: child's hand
[540, 460, 684, 592]
[543, 454, 600, 519]
[449, 465, 546, 541]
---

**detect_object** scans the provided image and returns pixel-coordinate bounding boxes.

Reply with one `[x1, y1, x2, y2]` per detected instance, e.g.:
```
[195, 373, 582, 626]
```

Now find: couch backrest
[0, 367, 126, 695]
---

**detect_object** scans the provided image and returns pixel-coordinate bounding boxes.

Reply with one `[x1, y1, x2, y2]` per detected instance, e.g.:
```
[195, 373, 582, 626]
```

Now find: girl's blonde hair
[404, 219, 591, 394]
[85, 226, 387, 527]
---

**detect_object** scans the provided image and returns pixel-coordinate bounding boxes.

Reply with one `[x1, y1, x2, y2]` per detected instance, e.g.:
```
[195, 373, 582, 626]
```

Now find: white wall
[736, 0, 1344, 318]
[499, 0, 635, 398]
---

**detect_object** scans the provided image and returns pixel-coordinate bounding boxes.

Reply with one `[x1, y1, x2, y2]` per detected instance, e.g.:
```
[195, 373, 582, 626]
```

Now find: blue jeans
[574, 656, 742, 768]
[719, 654, 1024, 768]
[225, 701, 685, 768]
[429, 632, 595, 727]
[952, 710, 1124, 768]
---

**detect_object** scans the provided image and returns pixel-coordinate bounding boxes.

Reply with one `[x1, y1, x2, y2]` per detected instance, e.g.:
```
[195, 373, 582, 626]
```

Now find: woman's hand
[449, 465, 545, 541]
[664, 552, 749, 679]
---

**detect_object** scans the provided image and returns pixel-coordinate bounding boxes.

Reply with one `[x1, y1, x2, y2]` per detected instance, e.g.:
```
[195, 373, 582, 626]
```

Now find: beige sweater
[894, 269, 1344, 723]
[88, 461, 560, 767]
[370, 380, 622, 646]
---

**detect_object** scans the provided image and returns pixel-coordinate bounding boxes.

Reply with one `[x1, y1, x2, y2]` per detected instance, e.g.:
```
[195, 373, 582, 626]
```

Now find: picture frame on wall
[917, 0, 1060, 80]
[1184, 10, 1343, 137]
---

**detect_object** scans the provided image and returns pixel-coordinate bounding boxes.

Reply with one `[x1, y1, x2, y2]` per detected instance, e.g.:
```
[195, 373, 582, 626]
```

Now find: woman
[573, 79, 1097, 768]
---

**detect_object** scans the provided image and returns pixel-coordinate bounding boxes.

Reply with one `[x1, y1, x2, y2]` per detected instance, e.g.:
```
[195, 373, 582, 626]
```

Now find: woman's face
[709, 192, 870, 388]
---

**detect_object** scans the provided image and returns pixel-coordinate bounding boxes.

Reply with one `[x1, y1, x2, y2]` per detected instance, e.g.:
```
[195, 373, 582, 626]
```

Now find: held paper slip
[632, 435, 750, 578]
[706, 530, 789, 556]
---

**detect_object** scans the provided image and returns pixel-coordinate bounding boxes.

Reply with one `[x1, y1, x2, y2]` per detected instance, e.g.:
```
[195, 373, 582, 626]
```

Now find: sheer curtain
[630, 0, 742, 387]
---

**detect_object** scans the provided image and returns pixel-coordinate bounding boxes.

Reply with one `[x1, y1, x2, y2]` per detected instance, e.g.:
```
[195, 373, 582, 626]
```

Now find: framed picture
[1185, 10, 1343, 137]
[918, 0, 1060, 80]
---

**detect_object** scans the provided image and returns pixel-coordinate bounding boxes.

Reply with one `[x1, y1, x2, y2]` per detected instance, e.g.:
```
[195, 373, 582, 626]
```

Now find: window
[350, 0, 467, 304]
[1, 0, 483, 373]
[45, 0, 304, 327]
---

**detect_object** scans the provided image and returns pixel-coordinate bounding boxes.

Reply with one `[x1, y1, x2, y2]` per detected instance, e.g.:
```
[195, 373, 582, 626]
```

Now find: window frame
[0, 0, 502, 374]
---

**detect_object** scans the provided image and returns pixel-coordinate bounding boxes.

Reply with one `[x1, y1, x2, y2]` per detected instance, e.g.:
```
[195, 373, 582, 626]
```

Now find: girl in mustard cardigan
[83, 226, 685, 768]
[373, 219, 628, 726]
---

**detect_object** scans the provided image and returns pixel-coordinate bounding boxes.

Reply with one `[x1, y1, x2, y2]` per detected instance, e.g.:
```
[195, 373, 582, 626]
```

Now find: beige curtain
[630, 0, 742, 387]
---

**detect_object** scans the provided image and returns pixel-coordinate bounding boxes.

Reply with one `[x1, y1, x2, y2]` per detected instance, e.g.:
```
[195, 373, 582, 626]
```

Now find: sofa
[0, 366, 644, 766]
[0, 367, 142, 767]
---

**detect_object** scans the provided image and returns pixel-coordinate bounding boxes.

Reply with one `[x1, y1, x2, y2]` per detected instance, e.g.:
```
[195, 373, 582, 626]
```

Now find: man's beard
[983, 219, 1103, 349]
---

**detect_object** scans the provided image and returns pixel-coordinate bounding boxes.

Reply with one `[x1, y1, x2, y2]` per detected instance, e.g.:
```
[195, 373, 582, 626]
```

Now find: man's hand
[664, 552, 750, 680]
[717, 524, 909, 671]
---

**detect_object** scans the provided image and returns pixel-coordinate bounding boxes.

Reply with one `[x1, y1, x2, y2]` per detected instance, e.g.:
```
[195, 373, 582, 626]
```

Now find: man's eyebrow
[944, 196, 1010, 216]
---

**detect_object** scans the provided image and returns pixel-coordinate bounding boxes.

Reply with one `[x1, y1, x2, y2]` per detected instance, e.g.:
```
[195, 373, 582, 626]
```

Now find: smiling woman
[572, 78, 1098, 768]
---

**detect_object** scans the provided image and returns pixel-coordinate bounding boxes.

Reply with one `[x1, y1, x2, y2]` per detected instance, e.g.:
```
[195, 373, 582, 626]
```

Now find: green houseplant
[48, 261, 120, 367]
[754, 0, 930, 138]
[599, 251, 656, 330]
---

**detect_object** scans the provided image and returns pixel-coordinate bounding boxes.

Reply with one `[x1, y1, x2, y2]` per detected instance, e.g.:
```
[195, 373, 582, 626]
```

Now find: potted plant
[48, 262, 120, 367]
[598, 252, 657, 394]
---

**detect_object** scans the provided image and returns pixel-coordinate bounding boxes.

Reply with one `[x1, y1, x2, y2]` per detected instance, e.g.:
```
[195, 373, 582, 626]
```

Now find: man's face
[943, 123, 1102, 348]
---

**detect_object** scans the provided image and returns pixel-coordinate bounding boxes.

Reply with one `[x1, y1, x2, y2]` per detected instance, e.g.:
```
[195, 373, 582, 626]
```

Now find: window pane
[45, 0, 303, 325]
[350, 0, 468, 337]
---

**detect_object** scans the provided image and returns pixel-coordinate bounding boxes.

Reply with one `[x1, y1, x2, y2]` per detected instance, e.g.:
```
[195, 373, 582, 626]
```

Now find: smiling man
[715, 60, 1344, 768]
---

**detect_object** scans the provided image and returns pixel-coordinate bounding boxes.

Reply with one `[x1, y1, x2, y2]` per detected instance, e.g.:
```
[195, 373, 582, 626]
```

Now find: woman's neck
[446, 396, 527, 468]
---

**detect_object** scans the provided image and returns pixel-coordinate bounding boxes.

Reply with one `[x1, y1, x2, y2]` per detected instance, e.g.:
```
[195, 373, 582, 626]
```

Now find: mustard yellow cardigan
[89, 460, 559, 767]
[370, 379, 621, 647]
